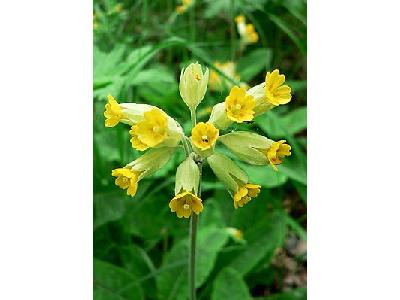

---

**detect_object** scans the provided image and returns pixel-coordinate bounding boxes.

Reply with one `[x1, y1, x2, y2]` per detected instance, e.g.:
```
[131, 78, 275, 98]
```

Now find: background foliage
[93, 0, 306, 299]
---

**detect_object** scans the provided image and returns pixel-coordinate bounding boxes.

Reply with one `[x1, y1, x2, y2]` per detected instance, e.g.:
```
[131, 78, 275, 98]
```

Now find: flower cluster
[105, 62, 292, 218]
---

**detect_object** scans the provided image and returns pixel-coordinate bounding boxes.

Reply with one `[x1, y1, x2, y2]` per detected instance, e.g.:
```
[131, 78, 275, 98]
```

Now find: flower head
[104, 95, 123, 127]
[225, 86, 255, 123]
[233, 183, 261, 209]
[169, 191, 203, 218]
[265, 69, 292, 106]
[129, 108, 168, 150]
[179, 62, 209, 111]
[111, 167, 140, 197]
[264, 140, 291, 170]
[191, 122, 219, 150]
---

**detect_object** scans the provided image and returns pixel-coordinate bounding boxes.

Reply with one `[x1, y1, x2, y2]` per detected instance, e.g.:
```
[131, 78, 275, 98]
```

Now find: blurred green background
[93, 0, 306, 299]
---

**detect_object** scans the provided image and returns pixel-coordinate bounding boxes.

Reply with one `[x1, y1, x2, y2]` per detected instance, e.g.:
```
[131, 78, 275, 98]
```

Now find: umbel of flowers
[104, 62, 292, 218]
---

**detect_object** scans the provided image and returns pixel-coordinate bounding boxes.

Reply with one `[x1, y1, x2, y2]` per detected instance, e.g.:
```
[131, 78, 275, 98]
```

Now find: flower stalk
[189, 107, 200, 300]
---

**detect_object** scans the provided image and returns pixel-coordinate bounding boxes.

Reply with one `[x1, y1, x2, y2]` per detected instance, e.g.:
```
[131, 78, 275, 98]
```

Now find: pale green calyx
[219, 131, 273, 165]
[207, 153, 248, 193]
[127, 147, 176, 179]
[208, 102, 233, 130]
[179, 62, 209, 111]
[174, 155, 200, 195]
[246, 82, 274, 115]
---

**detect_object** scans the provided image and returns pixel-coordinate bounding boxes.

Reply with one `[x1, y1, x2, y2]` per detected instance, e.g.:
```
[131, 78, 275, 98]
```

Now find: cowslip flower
[225, 86, 255, 123]
[191, 122, 219, 151]
[208, 69, 292, 129]
[112, 147, 176, 197]
[179, 62, 209, 112]
[235, 14, 259, 45]
[207, 153, 261, 208]
[169, 156, 203, 218]
[248, 69, 292, 115]
[218, 131, 291, 170]
[209, 61, 240, 91]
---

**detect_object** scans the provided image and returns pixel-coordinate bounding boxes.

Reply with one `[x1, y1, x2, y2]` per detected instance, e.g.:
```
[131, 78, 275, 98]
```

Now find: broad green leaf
[281, 107, 307, 135]
[94, 259, 143, 300]
[229, 211, 286, 275]
[199, 198, 226, 229]
[211, 268, 252, 300]
[156, 227, 229, 300]
[94, 191, 127, 229]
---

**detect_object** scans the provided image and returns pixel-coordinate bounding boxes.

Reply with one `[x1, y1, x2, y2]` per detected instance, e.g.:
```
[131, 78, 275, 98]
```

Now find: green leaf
[269, 14, 306, 55]
[156, 227, 229, 300]
[284, 213, 307, 241]
[238, 162, 288, 188]
[261, 288, 307, 300]
[238, 48, 273, 82]
[211, 268, 252, 300]
[229, 211, 286, 275]
[281, 107, 307, 135]
[94, 259, 143, 300]
[94, 191, 127, 229]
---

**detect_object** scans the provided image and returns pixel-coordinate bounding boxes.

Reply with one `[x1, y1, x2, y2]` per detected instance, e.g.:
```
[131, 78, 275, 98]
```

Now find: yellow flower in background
[176, 0, 192, 14]
[265, 69, 292, 106]
[235, 14, 259, 45]
[225, 86, 255, 123]
[111, 168, 140, 197]
[104, 95, 123, 127]
[233, 183, 261, 209]
[169, 191, 203, 218]
[129, 108, 168, 150]
[265, 140, 291, 170]
[191, 122, 219, 150]
[209, 61, 240, 91]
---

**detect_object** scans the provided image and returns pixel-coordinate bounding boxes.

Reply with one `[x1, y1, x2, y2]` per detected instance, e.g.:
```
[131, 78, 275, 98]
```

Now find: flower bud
[179, 62, 209, 111]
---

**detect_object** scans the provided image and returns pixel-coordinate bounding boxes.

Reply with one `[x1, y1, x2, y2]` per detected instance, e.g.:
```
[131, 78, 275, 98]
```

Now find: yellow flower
[245, 24, 259, 43]
[225, 86, 255, 123]
[129, 125, 150, 151]
[233, 183, 261, 209]
[209, 61, 240, 91]
[111, 168, 140, 197]
[235, 15, 245, 24]
[129, 108, 168, 150]
[265, 69, 292, 106]
[235, 14, 259, 44]
[191, 122, 219, 150]
[104, 95, 123, 127]
[265, 140, 291, 170]
[169, 191, 203, 218]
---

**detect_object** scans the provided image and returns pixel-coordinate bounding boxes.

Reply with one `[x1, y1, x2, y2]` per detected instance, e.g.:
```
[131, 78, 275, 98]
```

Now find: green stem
[189, 107, 200, 300]
[190, 109, 197, 127]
